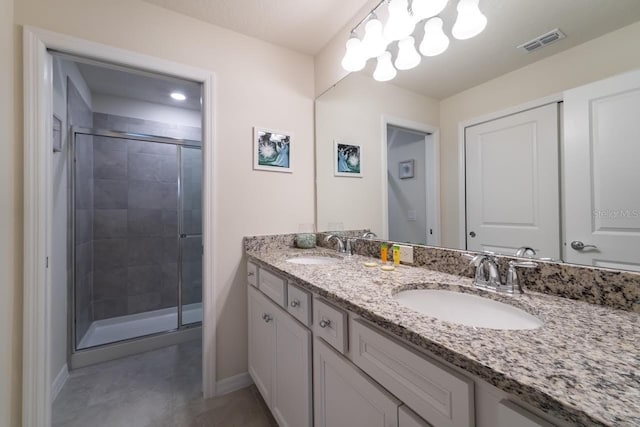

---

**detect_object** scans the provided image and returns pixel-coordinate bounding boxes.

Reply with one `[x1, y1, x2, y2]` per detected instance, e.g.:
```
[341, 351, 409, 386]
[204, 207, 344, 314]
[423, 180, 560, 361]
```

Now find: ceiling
[76, 62, 202, 111]
[143, 0, 640, 100]
[144, 0, 371, 55]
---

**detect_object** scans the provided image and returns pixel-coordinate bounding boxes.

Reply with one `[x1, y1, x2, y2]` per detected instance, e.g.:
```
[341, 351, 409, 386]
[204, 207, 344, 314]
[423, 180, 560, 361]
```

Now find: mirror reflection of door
[387, 125, 438, 245]
[465, 103, 561, 259]
[563, 69, 640, 271]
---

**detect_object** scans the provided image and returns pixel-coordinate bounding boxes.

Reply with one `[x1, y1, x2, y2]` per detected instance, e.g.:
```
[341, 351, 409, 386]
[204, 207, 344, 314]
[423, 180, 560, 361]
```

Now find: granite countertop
[245, 246, 640, 427]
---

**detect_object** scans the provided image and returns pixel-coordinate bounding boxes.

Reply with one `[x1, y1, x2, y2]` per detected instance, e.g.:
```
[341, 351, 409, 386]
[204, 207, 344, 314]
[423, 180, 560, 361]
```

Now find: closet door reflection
[179, 146, 203, 326]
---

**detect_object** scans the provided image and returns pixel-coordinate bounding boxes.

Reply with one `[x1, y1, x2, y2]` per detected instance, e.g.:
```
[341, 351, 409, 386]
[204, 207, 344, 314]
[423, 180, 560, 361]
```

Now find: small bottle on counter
[381, 243, 388, 264]
[392, 244, 401, 266]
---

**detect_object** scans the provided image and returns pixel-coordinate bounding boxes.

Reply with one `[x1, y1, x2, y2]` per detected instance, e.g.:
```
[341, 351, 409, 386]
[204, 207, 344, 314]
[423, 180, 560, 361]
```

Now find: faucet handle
[346, 238, 356, 256]
[506, 260, 537, 294]
[509, 260, 537, 269]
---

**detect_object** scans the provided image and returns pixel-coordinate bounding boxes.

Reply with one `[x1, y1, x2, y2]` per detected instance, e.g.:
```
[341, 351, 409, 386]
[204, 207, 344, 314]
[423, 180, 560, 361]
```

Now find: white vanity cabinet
[247, 259, 564, 427]
[248, 284, 276, 405]
[314, 337, 401, 427]
[248, 285, 312, 427]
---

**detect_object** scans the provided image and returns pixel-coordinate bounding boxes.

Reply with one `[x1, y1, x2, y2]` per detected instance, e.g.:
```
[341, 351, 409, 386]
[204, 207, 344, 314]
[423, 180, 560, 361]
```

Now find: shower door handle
[180, 233, 187, 238]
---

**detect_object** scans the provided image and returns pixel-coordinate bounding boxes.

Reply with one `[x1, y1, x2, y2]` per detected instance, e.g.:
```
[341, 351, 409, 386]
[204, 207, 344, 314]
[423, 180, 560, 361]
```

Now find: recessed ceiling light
[170, 92, 186, 101]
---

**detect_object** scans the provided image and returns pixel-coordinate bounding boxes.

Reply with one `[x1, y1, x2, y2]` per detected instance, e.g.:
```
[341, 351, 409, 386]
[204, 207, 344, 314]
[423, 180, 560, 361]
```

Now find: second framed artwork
[253, 127, 293, 173]
[334, 140, 362, 178]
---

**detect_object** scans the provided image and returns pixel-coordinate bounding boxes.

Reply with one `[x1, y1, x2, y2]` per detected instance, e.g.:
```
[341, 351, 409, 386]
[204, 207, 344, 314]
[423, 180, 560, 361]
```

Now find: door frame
[456, 93, 563, 250]
[381, 115, 441, 245]
[23, 26, 218, 427]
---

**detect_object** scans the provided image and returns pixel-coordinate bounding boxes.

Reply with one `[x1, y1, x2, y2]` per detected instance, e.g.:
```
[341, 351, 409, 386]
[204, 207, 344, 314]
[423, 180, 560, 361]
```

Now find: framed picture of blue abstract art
[253, 127, 293, 173]
[334, 140, 362, 178]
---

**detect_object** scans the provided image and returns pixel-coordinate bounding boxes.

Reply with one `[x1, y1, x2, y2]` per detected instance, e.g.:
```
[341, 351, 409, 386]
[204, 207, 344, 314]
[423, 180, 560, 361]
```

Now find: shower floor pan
[77, 303, 202, 349]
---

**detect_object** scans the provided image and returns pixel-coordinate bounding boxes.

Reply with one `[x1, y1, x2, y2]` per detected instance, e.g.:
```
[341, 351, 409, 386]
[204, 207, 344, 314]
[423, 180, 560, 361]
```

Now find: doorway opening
[51, 53, 204, 369]
[385, 122, 440, 246]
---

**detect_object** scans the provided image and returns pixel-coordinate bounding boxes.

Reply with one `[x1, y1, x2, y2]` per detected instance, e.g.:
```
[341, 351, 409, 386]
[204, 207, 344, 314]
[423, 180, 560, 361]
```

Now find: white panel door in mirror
[564, 69, 640, 271]
[465, 103, 560, 259]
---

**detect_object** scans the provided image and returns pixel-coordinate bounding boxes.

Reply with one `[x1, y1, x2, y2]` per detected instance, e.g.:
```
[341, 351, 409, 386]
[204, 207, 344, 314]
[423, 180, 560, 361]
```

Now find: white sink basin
[394, 289, 543, 330]
[286, 256, 340, 265]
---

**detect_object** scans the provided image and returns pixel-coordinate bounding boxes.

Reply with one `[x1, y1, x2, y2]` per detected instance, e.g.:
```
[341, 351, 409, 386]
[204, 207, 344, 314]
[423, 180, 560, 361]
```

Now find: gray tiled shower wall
[89, 113, 202, 320]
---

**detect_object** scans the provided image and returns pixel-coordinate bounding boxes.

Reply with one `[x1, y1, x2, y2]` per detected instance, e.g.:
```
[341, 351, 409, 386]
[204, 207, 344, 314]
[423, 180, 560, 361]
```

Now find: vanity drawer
[287, 282, 312, 327]
[258, 268, 287, 307]
[350, 319, 474, 427]
[313, 298, 348, 354]
[247, 261, 258, 287]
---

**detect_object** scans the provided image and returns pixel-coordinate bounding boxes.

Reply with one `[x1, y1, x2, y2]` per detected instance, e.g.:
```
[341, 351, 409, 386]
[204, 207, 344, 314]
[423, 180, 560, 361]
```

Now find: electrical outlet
[398, 244, 414, 264]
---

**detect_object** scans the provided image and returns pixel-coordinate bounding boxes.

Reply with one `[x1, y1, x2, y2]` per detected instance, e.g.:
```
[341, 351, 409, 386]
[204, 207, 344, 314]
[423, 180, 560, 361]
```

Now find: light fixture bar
[349, 0, 387, 34]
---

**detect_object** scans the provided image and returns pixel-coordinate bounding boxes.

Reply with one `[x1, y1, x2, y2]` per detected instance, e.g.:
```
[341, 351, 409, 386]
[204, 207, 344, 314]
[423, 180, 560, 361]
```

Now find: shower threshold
[77, 303, 202, 349]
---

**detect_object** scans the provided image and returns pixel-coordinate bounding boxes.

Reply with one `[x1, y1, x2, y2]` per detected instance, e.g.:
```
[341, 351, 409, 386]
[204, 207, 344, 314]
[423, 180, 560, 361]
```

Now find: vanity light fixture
[170, 92, 186, 101]
[340, 0, 487, 81]
[384, 0, 416, 42]
[395, 36, 421, 70]
[373, 52, 397, 81]
[341, 33, 367, 72]
[360, 15, 387, 59]
[411, 0, 449, 22]
[452, 0, 487, 40]
[420, 17, 450, 56]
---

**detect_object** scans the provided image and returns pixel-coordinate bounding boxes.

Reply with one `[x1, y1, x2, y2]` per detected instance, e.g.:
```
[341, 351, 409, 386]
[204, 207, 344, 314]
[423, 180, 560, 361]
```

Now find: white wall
[7, 0, 316, 421]
[316, 73, 439, 235]
[387, 127, 427, 245]
[438, 20, 640, 248]
[0, 0, 21, 424]
[92, 94, 201, 128]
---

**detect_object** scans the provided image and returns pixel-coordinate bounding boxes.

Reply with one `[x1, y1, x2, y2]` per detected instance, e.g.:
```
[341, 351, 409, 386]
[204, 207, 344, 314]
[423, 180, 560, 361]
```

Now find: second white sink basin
[394, 289, 543, 330]
[286, 255, 340, 265]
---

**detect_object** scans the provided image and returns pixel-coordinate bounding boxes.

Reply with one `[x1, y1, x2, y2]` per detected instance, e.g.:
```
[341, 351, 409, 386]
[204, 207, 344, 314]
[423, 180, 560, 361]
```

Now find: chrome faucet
[464, 252, 537, 294]
[325, 235, 355, 256]
[325, 234, 345, 253]
[466, 253, 502, 288]
[362, 231, 377, 239]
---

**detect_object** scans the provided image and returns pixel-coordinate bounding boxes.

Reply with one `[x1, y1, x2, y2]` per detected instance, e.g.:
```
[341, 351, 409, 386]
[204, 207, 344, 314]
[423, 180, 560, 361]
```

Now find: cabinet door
[496, 400, 554, 427]
[272, 307, 312, 427]
[399, 406, 432, 427]
[248, 286, 276, 406]
[314, 338, 400, 427]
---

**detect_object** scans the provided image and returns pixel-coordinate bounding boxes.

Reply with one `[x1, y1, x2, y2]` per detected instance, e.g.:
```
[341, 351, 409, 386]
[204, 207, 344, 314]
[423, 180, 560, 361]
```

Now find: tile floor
[53, 340, 277, 427]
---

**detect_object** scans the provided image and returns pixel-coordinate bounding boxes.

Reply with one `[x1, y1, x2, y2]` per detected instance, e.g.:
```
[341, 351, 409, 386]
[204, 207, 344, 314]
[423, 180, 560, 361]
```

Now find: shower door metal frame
[69, 126, 203, 363]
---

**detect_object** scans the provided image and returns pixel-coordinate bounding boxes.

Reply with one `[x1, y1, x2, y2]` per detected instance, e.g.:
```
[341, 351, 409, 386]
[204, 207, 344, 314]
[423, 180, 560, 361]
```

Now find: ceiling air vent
[518, 29, 566, 53]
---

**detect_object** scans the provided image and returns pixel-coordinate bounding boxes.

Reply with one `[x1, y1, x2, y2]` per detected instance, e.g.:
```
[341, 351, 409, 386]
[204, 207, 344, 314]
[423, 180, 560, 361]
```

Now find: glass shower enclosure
[71, 128, 202, 352]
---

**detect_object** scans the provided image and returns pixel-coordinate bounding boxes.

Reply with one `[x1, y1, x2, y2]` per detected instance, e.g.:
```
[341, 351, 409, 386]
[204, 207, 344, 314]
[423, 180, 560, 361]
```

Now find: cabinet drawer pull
[319, 319, 331, 328]
[248, 271, 255, 276]
[290, 299, 300, 307]
[262, 313, 273, 323]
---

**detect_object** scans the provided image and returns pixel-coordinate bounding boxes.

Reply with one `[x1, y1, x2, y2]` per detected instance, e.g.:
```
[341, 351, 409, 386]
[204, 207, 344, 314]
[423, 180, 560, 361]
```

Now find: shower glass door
[72, 128, 203, 352]
[73, 131, 181, 350]
[179, 146, 203, 326]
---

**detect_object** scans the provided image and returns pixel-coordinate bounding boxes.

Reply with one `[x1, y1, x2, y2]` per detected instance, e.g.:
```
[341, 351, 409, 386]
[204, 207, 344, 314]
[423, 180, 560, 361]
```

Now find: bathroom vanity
[245, 235, 639, 427]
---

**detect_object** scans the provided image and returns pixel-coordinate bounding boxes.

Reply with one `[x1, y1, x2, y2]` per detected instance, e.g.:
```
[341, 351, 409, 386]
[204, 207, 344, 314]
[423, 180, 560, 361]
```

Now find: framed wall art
[334, 140, 362, 178]
[253, 127, 293, 173]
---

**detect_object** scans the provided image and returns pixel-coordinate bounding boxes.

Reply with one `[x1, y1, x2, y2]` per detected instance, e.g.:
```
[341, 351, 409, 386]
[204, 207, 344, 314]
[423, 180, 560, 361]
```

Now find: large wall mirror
[315, 1, 640, 272]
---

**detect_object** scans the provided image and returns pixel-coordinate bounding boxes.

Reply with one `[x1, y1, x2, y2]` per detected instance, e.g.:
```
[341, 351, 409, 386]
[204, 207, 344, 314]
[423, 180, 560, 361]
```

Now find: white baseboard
[215, 372, 253, 396]
[51, 364, 69, 402]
